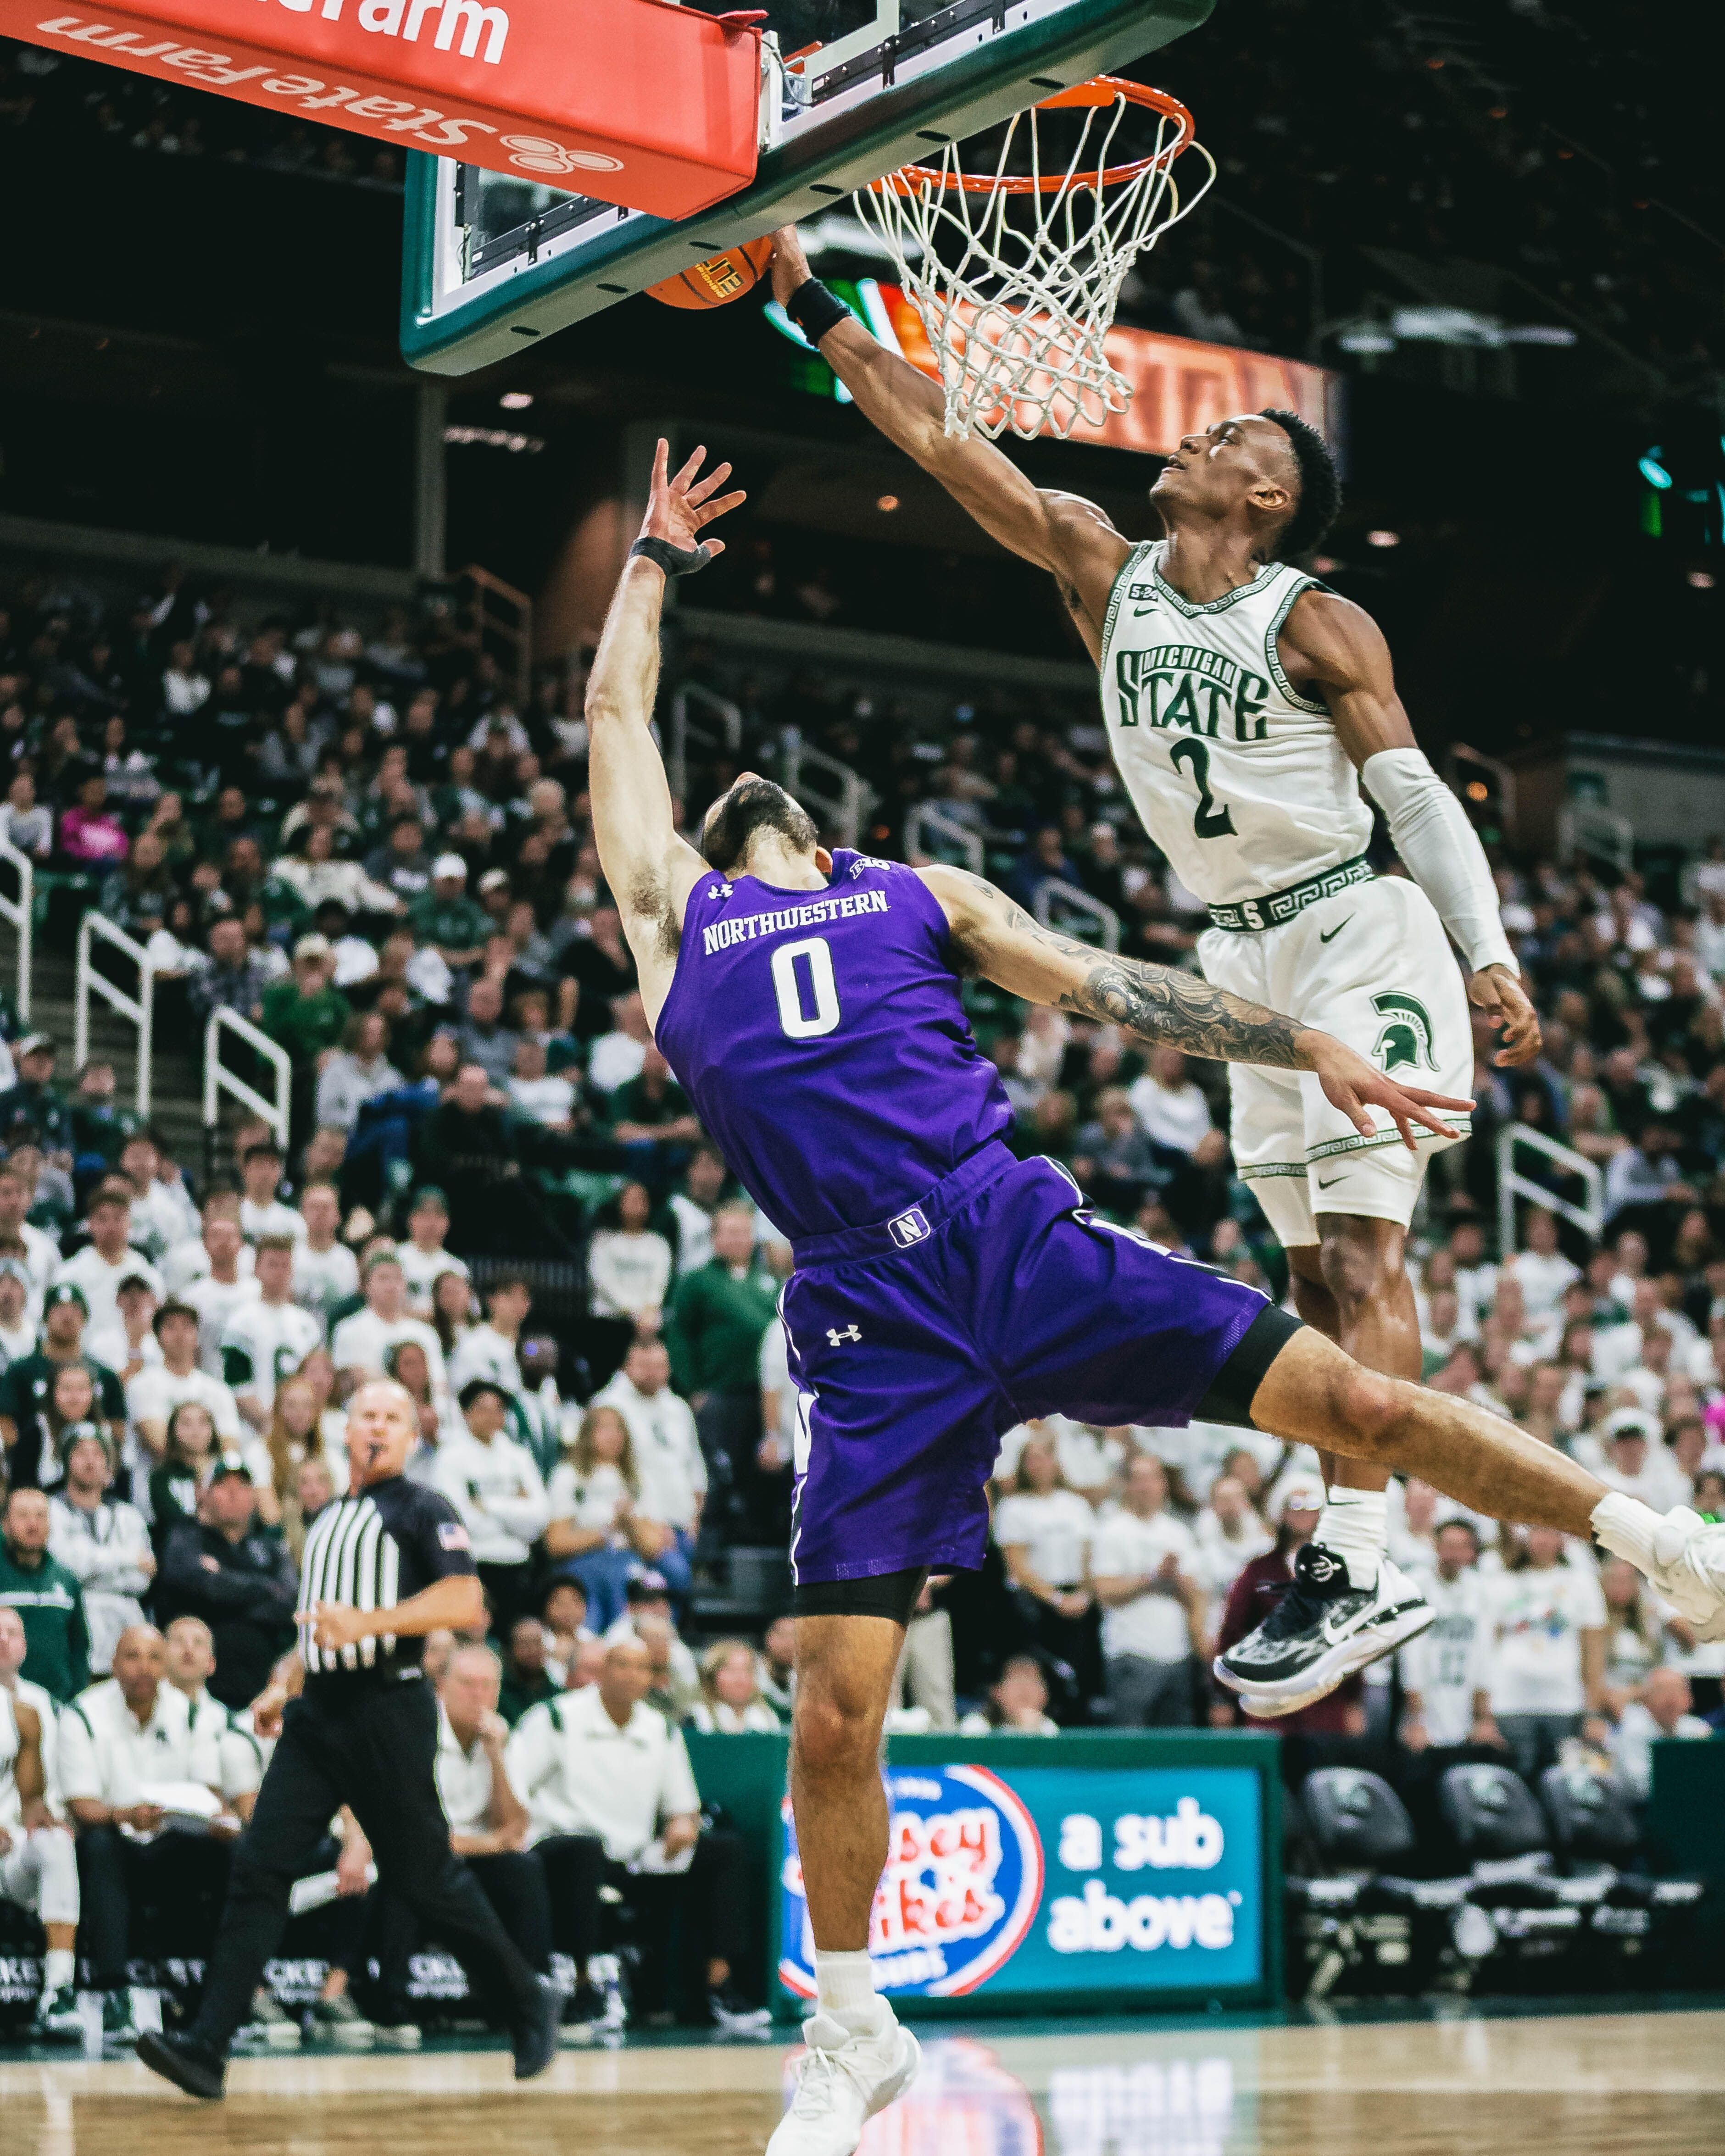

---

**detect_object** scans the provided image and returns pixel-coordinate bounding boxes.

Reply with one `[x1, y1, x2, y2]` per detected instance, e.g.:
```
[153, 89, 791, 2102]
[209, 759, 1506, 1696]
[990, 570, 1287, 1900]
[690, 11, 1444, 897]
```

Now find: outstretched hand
[1468, 963, 1542, 1067]
[1304, 1033, 1474, 1153]
[768, 224, 812, 307]
[642, 438, 746, 561]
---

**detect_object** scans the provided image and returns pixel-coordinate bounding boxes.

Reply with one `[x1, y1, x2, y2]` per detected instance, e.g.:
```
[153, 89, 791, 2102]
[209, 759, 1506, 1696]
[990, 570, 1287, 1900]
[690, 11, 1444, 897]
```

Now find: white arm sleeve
[1360, 748, 1518, 976]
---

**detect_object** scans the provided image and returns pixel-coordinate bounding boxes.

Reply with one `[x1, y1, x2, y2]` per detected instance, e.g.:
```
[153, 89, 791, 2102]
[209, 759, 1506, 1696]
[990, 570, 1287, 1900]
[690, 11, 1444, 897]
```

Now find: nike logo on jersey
[1316, 1174, 1345, 1190]
[1318, 918, 1352, 943]
[1131, 604, 1159, 617]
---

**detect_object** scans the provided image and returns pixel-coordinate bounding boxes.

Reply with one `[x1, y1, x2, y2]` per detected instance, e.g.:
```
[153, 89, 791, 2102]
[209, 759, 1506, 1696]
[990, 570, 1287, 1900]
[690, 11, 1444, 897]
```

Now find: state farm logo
[780, 1766, 1043, 2000]
[501, 134, 622, 176]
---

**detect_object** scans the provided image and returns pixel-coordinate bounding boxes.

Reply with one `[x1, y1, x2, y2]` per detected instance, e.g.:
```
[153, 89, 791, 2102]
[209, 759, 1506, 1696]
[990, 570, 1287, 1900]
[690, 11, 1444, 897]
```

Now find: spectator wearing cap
[0, 1486, 90, 1701]
[0, 1034, 73, 1153]
[154, 1456, 298, 1709]
[434, 1378, 549, 1636]
[395, 1186, 468, 1315]
[409, 855, 490, 973]
[1212, 1477, 1365, 1736]
[262, 936, 352, 1081]
[186, 915, 272, 1029]
[506, 1634, 768, 2033]
[0, 1257, 35, 1366]
[53, 1186, 164, 1340]
[0, 1283, 128, 1476]
[48, 1423, 153, 1673]
[1595, 1407, 1692, 1511]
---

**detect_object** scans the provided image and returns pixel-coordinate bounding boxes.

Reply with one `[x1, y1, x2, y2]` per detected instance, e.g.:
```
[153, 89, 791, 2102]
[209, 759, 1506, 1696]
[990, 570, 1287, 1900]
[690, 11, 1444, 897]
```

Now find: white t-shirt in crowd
[127, 1362, 242, 1444]
[509, 1074, 576, 1127]
[432, 1428, 549, 1565]
[545, 1459, 633, 1536]
[1401, 1567, 1494, 1745]
[448, 1322, 523, 1401]
[1484, 1561, 1608, 1717]
[239, 1196, 306, 1245]
[992, 1489, 1094, 1590]
[293, 1241, 359, 1338]
[162, 1234, 256, 1297]
[178, 1272, 261, 1375]
[1504, 1247, 1580, 1322]
[994, 1417, 1126, 1495]
[507, 1684, 700, 1860]
[1089, 1509, 1199, 1664]
[398, 1242, 468, 1314]
[219, 1297, 323, 1415]
[53, 1245, 165, 1339]
[1127, 1073, 1212, 1156]
[330, 1310, 449, 1407]
[587, 1230, 673, 1321]
[1610, 1701, 1712, 1802]
[591, 1372, 706, 1532]
[667, 1194, 716, 1277]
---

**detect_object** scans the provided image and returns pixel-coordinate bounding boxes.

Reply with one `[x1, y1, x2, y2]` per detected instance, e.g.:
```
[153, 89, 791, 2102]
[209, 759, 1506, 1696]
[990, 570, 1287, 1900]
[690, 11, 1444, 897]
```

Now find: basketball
[646, 237, 773, 311]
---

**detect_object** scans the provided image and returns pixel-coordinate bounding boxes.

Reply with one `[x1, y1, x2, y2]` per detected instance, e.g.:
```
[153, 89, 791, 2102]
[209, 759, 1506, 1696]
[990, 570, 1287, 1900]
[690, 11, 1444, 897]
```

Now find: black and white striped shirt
[297, 1476, 474, 1684]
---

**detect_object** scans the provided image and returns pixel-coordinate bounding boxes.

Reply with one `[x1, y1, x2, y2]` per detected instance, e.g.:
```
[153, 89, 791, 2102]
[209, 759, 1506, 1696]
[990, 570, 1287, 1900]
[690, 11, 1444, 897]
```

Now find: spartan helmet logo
[1370, 990, 1437, 1073]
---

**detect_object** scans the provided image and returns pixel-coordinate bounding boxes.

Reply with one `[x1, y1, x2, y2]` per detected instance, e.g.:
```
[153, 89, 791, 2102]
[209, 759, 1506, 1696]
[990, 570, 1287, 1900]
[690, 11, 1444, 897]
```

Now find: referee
[137, 1379, 558, 2099]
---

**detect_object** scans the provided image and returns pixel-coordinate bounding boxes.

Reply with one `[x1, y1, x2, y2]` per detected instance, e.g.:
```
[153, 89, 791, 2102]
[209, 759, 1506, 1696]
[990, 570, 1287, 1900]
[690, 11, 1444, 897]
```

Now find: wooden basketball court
[3, 2006, 1720, 2156]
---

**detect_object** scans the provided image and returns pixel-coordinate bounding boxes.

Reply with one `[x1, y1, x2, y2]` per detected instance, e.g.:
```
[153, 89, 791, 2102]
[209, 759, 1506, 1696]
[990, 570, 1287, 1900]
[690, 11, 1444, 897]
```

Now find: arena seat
[1537, 1764, 1708, 1984]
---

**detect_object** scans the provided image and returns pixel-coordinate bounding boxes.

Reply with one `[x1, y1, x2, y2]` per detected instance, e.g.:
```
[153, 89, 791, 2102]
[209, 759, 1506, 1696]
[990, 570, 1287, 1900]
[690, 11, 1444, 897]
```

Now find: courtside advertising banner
[1, 0, 760, 205]
[779, 1761, 1264, 2009]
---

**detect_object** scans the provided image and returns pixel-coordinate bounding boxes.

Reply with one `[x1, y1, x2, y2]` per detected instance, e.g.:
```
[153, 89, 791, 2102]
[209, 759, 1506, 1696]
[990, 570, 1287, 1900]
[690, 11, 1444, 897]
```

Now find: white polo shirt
[435, 1704, 496, 1833]
[506, 1684, 700, 1861]
[57, 1676, 222, 1809]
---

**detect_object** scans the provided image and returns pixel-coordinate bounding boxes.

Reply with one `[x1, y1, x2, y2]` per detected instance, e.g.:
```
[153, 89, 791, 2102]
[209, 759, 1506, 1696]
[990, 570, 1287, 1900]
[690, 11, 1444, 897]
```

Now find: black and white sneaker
[1214, 1545, 1432, 1714]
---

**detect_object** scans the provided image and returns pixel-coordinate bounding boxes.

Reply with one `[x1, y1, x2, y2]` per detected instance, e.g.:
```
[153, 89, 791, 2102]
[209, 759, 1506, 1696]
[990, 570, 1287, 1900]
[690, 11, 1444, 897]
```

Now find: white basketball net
[855, 85, 1215, 443]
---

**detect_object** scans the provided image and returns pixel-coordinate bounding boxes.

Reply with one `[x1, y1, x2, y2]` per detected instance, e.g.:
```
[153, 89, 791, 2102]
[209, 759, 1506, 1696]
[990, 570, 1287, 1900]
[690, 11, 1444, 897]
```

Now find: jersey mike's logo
[1370, 990, 1436, 1072]
[779, 1766, 1043, 2000]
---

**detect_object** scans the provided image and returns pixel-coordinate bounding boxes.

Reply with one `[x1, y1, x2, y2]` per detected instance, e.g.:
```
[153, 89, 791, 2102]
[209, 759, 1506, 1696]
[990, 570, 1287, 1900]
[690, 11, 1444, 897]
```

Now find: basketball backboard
[401, 0, 1215, 374]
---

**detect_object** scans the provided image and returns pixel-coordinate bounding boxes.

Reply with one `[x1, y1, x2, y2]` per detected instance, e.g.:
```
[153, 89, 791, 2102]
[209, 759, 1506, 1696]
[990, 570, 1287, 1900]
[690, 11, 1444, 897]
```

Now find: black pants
[374, 1850, 552, 2010]
[76, 1825, 232, 1989]
[537, 1830, 751, 2003]
[190, 1676, 539, 2052]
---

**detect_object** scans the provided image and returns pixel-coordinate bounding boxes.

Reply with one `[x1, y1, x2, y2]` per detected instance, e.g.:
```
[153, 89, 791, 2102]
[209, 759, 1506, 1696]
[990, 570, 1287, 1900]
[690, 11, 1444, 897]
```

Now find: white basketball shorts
[1198, 873, 1473, 1248]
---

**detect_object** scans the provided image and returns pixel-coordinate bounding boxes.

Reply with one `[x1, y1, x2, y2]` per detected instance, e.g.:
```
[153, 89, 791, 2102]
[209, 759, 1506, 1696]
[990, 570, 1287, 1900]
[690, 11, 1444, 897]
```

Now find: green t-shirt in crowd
[408, 892, 491, 953]
[664, 1258, 781, 1396]
[262, 979, 352, 1066]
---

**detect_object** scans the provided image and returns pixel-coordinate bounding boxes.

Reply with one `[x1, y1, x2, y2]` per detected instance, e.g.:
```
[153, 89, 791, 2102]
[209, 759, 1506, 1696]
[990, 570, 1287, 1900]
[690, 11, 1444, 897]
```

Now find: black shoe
[135, 2029, 228, 2100]
[707, 1979, 772, 2035]
[1213, 1545, 1432, 1714]
[509, 1975, 559, 2082]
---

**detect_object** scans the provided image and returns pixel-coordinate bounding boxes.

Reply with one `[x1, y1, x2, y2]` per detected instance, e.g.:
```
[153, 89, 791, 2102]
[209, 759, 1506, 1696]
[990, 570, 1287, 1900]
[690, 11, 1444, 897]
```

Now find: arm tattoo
[1058, 954, 1307, 1068]
[943, 870, 1307, 1069]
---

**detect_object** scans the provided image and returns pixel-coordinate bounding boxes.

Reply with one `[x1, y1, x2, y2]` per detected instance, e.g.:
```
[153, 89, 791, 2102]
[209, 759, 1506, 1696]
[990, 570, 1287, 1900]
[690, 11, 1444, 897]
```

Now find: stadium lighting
[499, 391, 534, 410]
[877, 495, 901, 512]
[1366, 529, 1401, 549]
[1640, 450, 1674, 489]
[1689, 571, 1716, 590]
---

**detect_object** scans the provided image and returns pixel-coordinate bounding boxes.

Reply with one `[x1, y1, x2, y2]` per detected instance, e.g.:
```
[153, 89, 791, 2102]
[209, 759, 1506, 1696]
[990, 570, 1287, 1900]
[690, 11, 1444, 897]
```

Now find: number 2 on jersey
[772, 936, 841, 1039]
[1169, 737, 1237, 839]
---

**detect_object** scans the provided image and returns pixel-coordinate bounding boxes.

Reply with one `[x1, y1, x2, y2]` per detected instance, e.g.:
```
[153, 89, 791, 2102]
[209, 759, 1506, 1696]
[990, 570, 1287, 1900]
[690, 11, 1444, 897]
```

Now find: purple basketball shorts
[780, 1139, 1274, 1585]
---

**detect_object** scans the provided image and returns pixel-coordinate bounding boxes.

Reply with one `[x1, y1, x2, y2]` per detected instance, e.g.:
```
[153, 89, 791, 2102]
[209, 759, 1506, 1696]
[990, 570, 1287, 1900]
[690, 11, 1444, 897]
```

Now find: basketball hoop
[855, 77, 1215, 443]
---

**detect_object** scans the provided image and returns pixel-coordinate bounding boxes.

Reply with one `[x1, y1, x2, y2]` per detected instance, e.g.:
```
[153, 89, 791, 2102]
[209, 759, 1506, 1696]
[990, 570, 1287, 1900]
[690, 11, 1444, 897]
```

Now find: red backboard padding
[4, 0, 760, 211]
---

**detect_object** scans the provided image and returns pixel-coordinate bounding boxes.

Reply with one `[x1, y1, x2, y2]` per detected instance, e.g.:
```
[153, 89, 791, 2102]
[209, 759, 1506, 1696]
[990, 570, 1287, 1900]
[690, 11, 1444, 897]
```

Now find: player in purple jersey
[590, 443, 1725, 2156]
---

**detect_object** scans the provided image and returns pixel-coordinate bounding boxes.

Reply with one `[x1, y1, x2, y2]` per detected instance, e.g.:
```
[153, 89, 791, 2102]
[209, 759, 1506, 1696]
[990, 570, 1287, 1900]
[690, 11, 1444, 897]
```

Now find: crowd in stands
[0, 550, 1720, 2045]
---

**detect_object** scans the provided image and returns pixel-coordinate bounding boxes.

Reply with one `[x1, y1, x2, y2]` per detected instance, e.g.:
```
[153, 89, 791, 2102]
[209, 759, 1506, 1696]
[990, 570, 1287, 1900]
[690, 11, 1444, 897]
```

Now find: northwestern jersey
[297, 1474, 474, 1684]
[654, 851, 1013, 1239]
[1098, 540, 1373, 906]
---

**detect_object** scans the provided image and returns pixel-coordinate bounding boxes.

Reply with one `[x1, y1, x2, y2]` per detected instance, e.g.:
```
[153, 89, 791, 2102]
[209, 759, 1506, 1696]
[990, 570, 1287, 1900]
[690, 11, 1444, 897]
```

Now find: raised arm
[768, 228, 1131, 657]
[586, 440, 745, 1016]
[1279, 586, 1541, 1067]
[922, 863, 1473, 1152]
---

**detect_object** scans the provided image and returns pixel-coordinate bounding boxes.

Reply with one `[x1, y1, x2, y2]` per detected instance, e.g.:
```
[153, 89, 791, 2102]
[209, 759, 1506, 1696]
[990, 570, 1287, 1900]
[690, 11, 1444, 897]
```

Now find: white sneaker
[1214, 1547, 1432, 1713]
[765, 2009, 920, 2156]
[1645, 1508, 1725, 1639]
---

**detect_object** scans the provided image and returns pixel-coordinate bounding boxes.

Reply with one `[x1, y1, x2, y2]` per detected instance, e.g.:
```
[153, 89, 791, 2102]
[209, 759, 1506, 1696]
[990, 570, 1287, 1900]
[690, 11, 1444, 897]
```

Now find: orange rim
[868, 77, 1195, 198]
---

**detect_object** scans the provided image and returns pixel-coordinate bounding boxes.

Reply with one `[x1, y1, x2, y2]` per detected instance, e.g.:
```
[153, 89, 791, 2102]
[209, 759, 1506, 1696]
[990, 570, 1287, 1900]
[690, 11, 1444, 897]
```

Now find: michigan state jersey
[1098, 541, 1372, 907]
[219, 1298, 322, 1413]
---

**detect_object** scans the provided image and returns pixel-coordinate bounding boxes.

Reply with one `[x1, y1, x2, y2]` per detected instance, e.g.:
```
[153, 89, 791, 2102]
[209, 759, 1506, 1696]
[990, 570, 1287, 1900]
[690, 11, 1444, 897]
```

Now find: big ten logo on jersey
[779, 1767, 1043, 2001]
[1113, 644, 1271, 744]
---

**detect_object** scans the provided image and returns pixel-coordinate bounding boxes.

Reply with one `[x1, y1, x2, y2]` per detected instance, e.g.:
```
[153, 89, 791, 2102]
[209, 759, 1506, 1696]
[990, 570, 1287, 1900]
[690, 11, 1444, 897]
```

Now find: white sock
[1312, 1488, 1387, 1589]
[1591, 1491, 1669, 1573]
[814, 1950, 884, 2035]
[43, 1949, 74, 1992]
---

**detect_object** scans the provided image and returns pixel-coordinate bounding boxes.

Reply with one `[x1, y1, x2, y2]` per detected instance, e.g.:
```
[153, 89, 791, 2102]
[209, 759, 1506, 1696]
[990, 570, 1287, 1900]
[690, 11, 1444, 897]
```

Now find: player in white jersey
[0, 1669, 83, 2039]
[769, 225, 1542, 1713]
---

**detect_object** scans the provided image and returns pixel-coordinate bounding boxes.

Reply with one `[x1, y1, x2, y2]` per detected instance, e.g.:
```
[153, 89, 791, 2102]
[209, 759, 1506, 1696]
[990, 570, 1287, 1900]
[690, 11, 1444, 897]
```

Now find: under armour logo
[827, 1324, 861, 1345]
[707, 882, 733, 900]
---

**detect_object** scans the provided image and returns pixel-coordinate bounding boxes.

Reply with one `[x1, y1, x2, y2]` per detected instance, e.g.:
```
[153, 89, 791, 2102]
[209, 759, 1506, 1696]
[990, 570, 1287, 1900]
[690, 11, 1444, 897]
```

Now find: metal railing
[666, 682, 742, 806]
[460, 562, 532, 711]
[1497, 1121, 1604, 1259]
[1034, 877, 1120, 954]
[0, 835, 33, 1022]
[204, 1006, 292, 1153]
[781, 733, 871, 850]
[1559, 800, 1635, 876]
[1445, 741, 1519, 843]
[903, 803, 983, 875]
[75, 912, 155, 1117]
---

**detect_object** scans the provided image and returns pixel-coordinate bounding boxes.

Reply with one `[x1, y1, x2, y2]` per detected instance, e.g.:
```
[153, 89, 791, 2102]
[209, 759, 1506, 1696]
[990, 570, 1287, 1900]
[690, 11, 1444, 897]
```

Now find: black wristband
[785, 276, 851, 345]
[629, 535, 716, 577]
